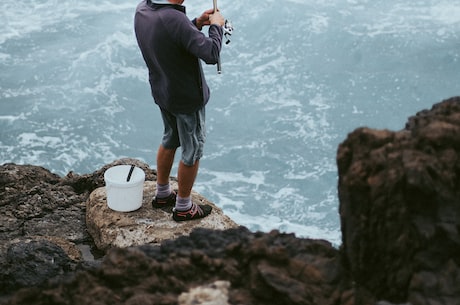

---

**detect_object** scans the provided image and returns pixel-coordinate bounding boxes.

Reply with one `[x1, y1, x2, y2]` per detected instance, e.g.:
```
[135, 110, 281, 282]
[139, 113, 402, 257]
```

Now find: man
[134, 0, 225, 221]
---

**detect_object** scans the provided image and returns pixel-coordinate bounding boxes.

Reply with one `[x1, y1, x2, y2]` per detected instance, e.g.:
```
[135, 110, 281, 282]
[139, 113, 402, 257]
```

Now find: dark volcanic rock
[0, 158, 156, 295]
[0, 163, 90, 295]
[337, 97, 460, 304]
[3, 228, 344, 305]
[3, 239, 73, 290]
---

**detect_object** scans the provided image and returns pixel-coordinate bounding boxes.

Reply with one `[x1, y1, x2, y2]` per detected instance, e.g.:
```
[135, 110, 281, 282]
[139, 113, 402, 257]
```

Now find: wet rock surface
[2, 98, 460, 304]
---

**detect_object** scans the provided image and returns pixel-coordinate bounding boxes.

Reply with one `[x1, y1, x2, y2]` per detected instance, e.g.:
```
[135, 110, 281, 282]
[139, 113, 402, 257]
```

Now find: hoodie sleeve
[168, 11, 224, 65]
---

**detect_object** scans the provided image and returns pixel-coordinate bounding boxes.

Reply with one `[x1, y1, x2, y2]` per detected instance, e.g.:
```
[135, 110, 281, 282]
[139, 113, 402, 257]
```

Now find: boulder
[86, 181, 240, 251]
[337, 97, 460, 303]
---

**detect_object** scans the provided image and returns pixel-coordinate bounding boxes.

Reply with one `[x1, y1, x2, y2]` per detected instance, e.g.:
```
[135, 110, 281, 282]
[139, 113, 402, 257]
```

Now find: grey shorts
[160, 107, 206, 166]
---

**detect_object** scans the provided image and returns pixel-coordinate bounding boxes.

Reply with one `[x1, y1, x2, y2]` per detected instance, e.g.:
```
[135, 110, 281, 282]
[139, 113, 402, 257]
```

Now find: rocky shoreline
[1, 97, 460, 305]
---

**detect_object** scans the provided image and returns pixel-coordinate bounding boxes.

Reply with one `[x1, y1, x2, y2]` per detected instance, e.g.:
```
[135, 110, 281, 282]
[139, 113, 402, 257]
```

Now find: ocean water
[1, 0, 459, 246]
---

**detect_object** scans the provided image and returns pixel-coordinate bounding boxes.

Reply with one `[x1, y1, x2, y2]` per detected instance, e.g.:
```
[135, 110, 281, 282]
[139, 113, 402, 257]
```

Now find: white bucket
[104, 165, 145, 212]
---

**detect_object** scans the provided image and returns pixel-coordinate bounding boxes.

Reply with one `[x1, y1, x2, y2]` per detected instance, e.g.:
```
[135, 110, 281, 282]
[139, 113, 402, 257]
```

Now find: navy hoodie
[134, 0, 223, 114]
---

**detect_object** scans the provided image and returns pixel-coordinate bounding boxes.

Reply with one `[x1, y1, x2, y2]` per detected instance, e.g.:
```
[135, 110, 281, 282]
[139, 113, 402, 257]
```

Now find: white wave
[430, 3, 460, 25]
[284, 157, 336, 180]
[18, 133, 61, 148]
[308, 14, 330, 34]
[342, 1, 460, 38]
[0, 113, 25, 122]
[0, 0, 136, 43]
[0, 53, 11, 62]
[224, 210, 341, 246]
[198, 168, 266, 189]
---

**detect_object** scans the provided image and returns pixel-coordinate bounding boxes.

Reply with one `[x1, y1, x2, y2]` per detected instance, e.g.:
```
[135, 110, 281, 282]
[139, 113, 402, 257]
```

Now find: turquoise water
[1, 0, 459, 245]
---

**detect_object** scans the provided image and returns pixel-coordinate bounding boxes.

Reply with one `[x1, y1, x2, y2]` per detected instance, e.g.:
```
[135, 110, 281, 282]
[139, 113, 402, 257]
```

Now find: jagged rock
[0, 158, 163, 295]
[2, 228, 343, 305]
[337, 97, 460, 304]
[0, 163, 91, 295]
[0, 164, 89, 246]
[2, 238, 74, 291]
[86, 181, 240, 251]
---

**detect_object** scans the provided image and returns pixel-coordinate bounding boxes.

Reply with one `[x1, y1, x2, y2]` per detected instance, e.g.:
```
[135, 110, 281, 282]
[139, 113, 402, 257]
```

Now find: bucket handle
[126, 165, 135, 182]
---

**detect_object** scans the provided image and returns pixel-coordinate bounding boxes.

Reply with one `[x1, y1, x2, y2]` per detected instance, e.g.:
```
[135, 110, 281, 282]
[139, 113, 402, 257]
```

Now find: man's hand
[196, 8, 225, 29]
[195, 8, 214, 30]
[209, 11, 225, 27]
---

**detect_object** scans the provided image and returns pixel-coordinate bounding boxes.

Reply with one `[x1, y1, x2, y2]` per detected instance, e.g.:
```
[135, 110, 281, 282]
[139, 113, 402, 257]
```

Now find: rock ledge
[86, 181, 239, 251]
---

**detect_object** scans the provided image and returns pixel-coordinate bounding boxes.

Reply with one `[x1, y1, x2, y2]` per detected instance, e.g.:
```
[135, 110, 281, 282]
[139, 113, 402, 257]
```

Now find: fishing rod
[212, 0, 233, 74]
[213, 0, 222, 74]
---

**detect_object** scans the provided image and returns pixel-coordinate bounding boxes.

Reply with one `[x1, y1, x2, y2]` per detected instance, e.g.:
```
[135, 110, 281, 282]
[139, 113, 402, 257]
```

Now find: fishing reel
[223, 19, 233, 44]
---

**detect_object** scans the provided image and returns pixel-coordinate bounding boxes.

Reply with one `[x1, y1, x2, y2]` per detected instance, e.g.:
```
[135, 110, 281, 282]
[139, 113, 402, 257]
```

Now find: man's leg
[173, 158, 211, 221]
[156, 144, 176, 185]
[153, 109, 180, 207]
[177, 160, 199, 198]
[152, 144, 177, 207]
[172, 107, 211, 220]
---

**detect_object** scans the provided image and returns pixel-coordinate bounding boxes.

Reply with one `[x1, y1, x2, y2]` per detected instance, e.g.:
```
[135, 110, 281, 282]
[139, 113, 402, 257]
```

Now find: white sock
[156, 183, 171, 198]
[175, 195, 192, 211]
